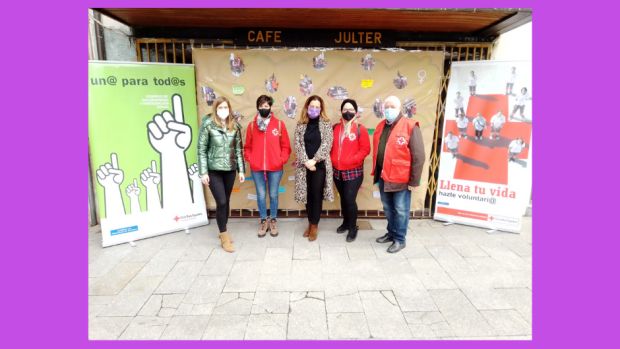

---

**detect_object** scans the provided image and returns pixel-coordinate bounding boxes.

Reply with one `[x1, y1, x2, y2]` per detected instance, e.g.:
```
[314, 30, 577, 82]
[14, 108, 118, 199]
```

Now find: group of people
[197, 95, 425, 254]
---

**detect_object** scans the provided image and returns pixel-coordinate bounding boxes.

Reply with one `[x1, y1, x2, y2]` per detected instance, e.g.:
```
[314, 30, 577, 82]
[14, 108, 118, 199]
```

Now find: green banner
[89, 62, 208, 247]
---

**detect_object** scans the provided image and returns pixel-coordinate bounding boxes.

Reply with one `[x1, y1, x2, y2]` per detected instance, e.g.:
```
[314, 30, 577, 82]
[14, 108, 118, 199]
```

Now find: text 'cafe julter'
[246, 30, 384, 46]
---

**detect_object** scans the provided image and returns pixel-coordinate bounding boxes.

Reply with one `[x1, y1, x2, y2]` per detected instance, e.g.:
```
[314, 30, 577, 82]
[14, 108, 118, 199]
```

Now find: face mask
[308, 107, 321, 119]
[217, 108, 229, 120]
[342, 111, 355, 121]
[384, 108, 399, 123]
[258, 108, 271, 118]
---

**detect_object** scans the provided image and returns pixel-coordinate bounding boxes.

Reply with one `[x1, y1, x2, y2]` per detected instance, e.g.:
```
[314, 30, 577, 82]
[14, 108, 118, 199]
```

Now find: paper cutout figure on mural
[506, 66, 517, 95]
[96, 152, 126, 218]
[229, 53, 245, 77]
[490, 110, 507, 140]
[313, 51, 327, 70]
[265, 73, 279, 93]
[187, 163, 205, 205]
[284, 96, 297, 119]
[140, 160, 161, 211]
[393, 71, 408, 89]
[299, 74, 313, 96]
[418, 69, 427, 84]
[468, 70, 477, 96]
[201, 86, 217, 106]
[510, 87, 531, 121]
[361, 53, 375, 71]
[373, 98, 384, 118]
[403, 98, 417, 118]
[147, 94, 193, 209]
[233, 111, 244, 123]
[327, 86, 349, 100]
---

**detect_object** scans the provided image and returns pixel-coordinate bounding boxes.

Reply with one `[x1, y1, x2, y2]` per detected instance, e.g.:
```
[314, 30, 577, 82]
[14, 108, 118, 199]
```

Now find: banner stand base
[185, 228, 190, 234]
[442, 222, 455, 226]
[129, 241, 136, 247]
[486, 229, 520, 235]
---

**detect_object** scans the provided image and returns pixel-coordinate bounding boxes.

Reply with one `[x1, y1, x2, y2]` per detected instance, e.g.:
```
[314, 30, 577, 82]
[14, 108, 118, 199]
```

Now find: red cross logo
[396, 136, 407, 146]
[348, 133, 356, 141]
[272, 129, 279, 136]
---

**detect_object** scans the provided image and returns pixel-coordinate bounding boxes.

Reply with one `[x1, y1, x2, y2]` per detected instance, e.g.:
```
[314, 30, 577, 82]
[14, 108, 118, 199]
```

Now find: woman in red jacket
[244, 95, 291, 237]
[330, 99, 370, 242]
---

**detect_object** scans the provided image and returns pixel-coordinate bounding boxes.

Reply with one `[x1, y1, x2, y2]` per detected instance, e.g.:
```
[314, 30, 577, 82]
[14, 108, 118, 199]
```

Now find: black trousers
[208, 170, 236, 232]
[305, 166, 326, 225]
[334, 174, 363, 230]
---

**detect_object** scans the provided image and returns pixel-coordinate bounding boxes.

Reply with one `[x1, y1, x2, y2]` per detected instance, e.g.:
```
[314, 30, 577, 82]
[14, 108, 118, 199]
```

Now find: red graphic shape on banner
[437, 207, 489, 221]
[466, 94, 509, 120]
[442, 94, 532, 185]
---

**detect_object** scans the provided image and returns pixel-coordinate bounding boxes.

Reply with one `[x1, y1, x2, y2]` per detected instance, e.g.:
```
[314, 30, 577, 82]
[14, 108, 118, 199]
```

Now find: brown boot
[219, 232, 235, 253]
[269, 218, 278, 237]
[308, 224, 318, 241]
[258, 219, 269, 238]
[303, 222, 311, 237]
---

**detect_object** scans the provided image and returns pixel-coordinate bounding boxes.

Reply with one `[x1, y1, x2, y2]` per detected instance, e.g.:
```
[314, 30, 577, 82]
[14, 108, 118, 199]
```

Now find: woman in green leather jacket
[198, 97, 245, 253]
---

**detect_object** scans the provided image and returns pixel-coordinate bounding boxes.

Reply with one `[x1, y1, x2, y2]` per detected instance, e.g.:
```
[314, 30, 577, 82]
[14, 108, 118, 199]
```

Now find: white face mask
[217, 108, 229, 120]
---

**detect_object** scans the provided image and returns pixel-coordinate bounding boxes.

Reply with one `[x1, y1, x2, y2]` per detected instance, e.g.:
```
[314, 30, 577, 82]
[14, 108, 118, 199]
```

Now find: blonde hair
[298, 95, 330, 124]
[212, 97, 235, 131]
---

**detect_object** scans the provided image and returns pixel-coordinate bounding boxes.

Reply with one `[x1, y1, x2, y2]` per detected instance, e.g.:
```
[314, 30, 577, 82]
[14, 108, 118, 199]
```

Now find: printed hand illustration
[140, 160, 162, 210]
[126, 179, 142, 214]
[96, 153, 124, 188]
[126, 178, 141, 198]
[140, 160, 161, 188]
[148, 94, 192, 154]
[188, 163, 205, 206]
[95, 153, 126, 218]
[147, 94, 194, 209]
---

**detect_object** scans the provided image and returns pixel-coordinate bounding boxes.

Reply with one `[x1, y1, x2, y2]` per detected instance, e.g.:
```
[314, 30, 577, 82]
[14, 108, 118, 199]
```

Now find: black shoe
[376, 233, 393, 243]
[346, 226, 359, 242]
[387, 241, 406, 253]
[336, 223, 348, 234]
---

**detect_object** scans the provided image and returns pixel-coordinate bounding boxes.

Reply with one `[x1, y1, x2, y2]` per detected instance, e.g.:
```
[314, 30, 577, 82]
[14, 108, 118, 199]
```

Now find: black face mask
[342, 111, 355, 121]
[258, 108, 271, 118]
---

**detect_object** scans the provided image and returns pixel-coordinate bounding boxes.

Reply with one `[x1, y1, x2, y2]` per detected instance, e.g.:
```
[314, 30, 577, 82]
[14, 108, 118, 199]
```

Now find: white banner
[434, 60, 532, 232]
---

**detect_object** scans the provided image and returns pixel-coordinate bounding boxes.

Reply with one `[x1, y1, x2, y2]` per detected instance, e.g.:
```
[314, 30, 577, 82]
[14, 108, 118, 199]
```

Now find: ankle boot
[219, 232, 235, 253]
[303, 222, 311, 237]
[308, 224, 319, 241]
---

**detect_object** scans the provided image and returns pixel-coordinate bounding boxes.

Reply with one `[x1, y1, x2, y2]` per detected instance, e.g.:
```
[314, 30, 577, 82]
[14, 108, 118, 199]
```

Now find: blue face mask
[384, 108, 399, 123]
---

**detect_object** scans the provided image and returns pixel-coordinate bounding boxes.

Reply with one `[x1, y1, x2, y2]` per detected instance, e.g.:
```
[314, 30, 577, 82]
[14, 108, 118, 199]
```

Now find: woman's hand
[239, 173, 245, 183]
[308, 165, 317, 171]
[305, 159, 317, 169]
[201, 174, 210, 185]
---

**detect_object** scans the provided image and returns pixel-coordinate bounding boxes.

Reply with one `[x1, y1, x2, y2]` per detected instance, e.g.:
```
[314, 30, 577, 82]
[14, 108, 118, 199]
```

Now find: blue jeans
[378, 179, 411, 243]
[251, 170, 284, 220]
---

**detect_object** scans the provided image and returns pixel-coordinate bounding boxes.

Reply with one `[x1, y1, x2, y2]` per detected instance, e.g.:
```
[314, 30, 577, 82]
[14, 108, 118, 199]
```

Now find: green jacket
[197, 115, 245, 175]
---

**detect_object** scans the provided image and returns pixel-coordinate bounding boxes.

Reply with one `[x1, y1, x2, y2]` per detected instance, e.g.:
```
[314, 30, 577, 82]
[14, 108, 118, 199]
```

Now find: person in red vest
[330, 99, 370, 242]
[244, 95, 291, 238]
[372, 96, 426, 253]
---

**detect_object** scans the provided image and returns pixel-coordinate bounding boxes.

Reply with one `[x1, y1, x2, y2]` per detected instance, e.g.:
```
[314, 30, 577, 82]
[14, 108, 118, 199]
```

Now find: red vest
[371, 117, 419, 183]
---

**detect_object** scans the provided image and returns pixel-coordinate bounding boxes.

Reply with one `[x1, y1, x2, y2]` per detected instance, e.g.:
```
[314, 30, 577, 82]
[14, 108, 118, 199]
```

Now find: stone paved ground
[89, 217, 532, 340]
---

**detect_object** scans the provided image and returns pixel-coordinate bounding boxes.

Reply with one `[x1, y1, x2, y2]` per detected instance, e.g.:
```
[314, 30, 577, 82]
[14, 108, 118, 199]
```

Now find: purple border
[6, 1, 614, 348]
